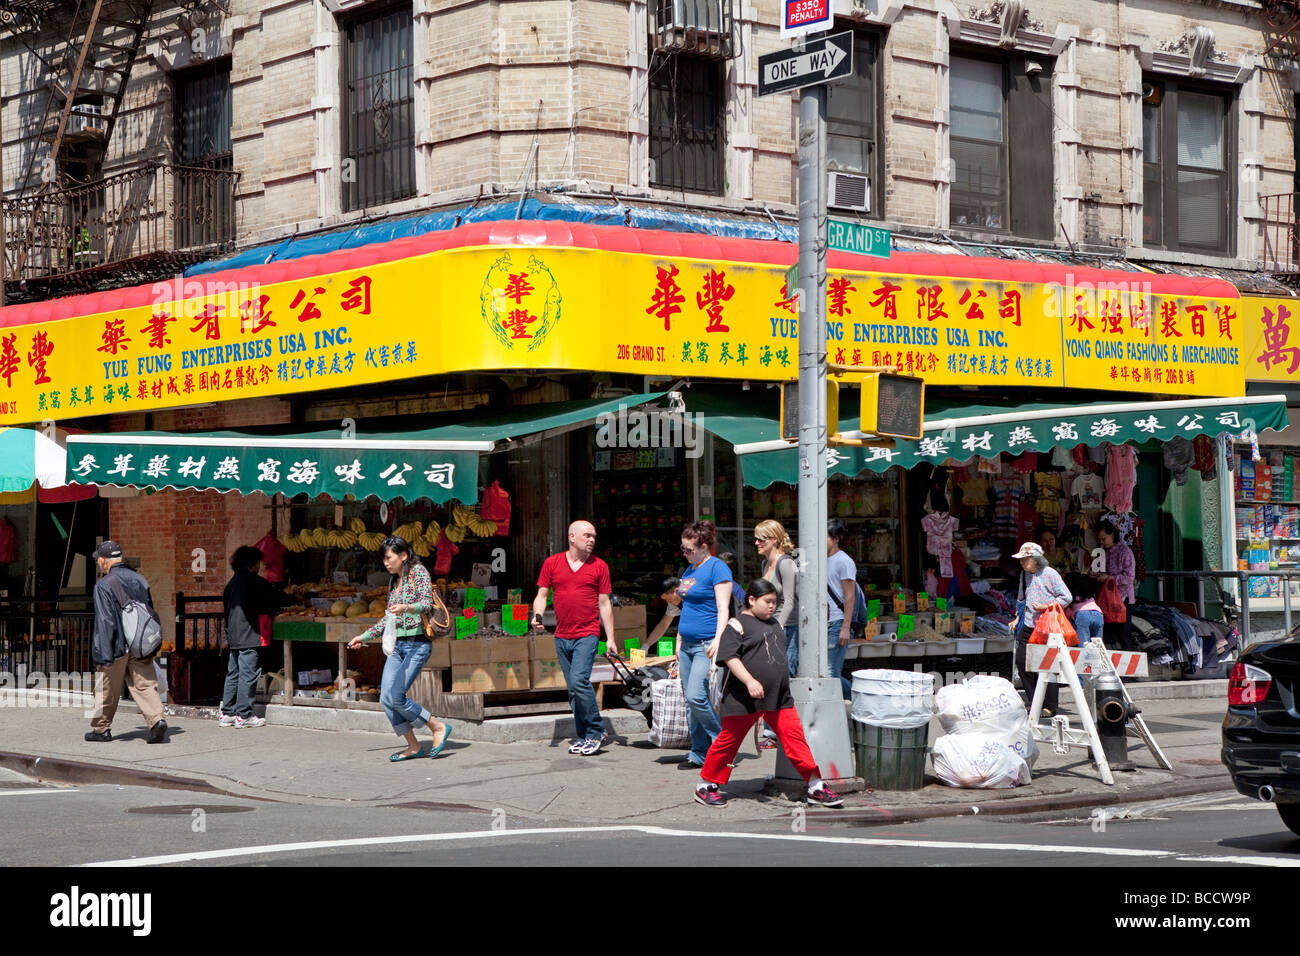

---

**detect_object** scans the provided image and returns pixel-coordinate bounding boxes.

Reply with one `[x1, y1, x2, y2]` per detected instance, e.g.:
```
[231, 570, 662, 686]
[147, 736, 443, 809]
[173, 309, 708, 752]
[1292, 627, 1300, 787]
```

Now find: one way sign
[757, 32, 853, 97]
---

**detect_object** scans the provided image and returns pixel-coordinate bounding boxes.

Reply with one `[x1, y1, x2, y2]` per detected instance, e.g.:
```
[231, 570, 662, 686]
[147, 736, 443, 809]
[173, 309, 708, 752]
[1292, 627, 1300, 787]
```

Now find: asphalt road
[3, 768, 1297, 868]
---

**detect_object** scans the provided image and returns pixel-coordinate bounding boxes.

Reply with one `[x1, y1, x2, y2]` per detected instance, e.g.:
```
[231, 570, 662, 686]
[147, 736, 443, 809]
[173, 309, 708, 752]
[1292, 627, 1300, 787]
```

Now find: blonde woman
[755, 519, 798, 676]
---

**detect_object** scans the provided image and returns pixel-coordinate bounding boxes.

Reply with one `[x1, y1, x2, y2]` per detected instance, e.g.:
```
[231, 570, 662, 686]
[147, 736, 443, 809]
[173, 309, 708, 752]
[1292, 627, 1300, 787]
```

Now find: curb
[820, 777, 1233, 827]
[0, 750, 261, 801]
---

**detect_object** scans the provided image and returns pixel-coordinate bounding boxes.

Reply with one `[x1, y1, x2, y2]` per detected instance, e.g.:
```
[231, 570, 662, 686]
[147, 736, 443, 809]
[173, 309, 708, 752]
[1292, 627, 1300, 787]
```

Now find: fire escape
[0, 0, 240, 303]
[1260, 0, 1300, 276]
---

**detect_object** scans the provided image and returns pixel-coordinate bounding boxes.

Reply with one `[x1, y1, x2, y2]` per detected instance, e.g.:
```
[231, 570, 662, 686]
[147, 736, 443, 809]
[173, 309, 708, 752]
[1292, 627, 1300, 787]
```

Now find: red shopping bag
[1097, 577, 1128, 623]
[479, 480, 511, 536]
[1029, 602, 1077, 646]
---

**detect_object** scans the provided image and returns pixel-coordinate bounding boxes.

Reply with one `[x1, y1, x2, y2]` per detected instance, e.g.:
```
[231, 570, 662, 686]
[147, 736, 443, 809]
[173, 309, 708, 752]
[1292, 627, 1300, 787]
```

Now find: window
[174, 60, 234, 248]
[826, 32, 881, 215]
[341, 3, 415, 212]
[649, 53, 724, 195]
[1143, 79, 1233, 254]
[948, 53, 1054, 240]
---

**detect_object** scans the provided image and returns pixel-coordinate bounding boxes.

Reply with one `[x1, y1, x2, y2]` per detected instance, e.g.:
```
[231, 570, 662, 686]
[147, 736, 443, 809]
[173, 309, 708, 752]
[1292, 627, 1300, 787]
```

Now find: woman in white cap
[1012, 542, 1072, 717]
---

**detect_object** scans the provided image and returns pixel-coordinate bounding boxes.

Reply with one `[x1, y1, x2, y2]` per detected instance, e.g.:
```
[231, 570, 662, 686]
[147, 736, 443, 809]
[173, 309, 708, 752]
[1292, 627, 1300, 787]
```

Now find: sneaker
[146, 720, 168, 744]
[806, 785, 844, 808]
[84, 730, 112, 743]
[577, 736, 603, 756]
[694, 785, 727, 808]
[218, 715, 237, 727]
[758, 736, 778, 751]
[233, 716, 265, 729]
[568, 739, 586, 754]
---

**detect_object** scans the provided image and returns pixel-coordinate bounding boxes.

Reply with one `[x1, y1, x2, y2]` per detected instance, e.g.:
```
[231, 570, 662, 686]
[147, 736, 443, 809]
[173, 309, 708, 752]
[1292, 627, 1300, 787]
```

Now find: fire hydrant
[1095, 671, 1137, 772]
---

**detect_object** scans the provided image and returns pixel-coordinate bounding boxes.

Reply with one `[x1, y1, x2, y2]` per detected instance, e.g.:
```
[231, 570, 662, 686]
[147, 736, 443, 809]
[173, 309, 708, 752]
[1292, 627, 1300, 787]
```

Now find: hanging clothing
[922, 512, 960, 576]
[0, 517, 15, 563]
[990, 478, 1025, 539]
[1051, 445, 1074, 469]
[960, 476, 991, 507]
[1010, 451, 1039, 475]
[1070, 473, 1105, 511]
[1163, 436, 1194, 486]
[1192, 434, 1217, 479]
[1105, 444, 1137, 512]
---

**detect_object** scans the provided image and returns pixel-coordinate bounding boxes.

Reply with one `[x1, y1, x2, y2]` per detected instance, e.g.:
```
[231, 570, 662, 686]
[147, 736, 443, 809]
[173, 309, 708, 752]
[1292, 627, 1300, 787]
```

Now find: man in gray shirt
[826, 518, 857, 699]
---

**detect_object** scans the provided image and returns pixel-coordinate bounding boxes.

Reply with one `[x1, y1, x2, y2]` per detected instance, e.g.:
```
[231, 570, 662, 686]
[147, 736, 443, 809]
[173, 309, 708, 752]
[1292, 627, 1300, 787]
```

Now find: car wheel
[1278, 804, 1300, 838]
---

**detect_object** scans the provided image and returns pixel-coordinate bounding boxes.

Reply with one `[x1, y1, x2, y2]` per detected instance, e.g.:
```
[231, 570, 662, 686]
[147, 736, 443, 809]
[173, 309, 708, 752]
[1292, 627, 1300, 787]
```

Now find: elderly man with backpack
[85, 541, 167, 744]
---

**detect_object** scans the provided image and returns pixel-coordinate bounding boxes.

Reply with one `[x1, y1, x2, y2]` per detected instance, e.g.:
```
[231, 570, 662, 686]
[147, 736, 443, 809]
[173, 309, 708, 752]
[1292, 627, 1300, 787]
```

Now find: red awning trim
[0, 221, 1240, 329]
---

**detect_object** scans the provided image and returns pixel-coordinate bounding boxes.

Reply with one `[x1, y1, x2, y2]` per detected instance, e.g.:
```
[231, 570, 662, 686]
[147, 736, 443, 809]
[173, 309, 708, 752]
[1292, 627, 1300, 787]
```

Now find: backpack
[107, 573, 163, 660]
[828, 579, 869, 639]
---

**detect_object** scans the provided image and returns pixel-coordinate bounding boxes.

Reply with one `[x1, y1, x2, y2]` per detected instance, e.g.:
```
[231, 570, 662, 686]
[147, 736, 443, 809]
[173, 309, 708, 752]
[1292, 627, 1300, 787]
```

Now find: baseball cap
[91, 541, 123, 560]
[1012, 542, 1044, 560]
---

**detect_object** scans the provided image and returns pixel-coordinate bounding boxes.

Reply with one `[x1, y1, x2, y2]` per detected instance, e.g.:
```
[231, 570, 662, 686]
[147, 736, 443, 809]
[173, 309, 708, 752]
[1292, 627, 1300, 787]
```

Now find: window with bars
[649, 53, 724, 195]
[826, 31, 881, 216]
[948, 52, 1054, 240]
[1142, 79, 1234, 255]
[341, 3, 415, 212]
[174, 59, 234, 249]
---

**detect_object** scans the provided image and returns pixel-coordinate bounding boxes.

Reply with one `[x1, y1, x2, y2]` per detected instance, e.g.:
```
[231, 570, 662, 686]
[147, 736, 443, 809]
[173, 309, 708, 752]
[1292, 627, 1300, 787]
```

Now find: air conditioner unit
[663, 0, 723, 33]
[828, 171, 870, 212]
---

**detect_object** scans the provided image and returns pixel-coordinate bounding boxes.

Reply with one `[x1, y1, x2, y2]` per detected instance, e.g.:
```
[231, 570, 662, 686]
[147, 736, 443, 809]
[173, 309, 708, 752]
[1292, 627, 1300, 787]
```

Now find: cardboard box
[613, 626, 644, 652]
[531, 658, 565, 689]
[492, 659, 530, 690]
[488, 635, 531, 662]
[450, 665, 495, 693]
[612, 605, 647, 629]
[530, 634, 556, 660]
[450, 639, 491, 665]
[428, 637, 451, 669]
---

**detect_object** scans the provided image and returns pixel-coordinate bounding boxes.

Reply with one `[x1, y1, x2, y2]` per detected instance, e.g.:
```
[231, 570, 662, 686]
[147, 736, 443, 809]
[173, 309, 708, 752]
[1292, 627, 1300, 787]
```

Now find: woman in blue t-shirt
[674, 520, 731, 767]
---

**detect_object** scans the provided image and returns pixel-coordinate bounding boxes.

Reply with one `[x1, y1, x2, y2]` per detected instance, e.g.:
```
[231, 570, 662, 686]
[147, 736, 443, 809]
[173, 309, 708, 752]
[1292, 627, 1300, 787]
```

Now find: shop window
[341, 2, 416, 212]
[649, 52, 724, 195]
[826, 31, 882, 216]
[949, 52, 1054, 240]
[1142, 79, 1234, 255]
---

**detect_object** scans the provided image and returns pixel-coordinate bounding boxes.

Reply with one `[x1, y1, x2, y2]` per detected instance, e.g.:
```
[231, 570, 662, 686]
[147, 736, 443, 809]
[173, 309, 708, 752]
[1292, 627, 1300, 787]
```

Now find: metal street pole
[778, 69, 855, 783]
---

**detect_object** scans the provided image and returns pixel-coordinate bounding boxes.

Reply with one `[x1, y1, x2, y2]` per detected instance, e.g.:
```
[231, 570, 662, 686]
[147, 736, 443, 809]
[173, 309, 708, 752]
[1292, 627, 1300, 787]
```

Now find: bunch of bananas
[324, 526, 359, 549]
[451, 503, 498, 538]
[413, 537, 432, 557]
[423, 521, 441, 546]
[359, 531, 386, 551]
[444, 524, 466, 544]
[393, 520, 424, 543]
[281, 532, 308, 553]
[349, 517, 367, 534]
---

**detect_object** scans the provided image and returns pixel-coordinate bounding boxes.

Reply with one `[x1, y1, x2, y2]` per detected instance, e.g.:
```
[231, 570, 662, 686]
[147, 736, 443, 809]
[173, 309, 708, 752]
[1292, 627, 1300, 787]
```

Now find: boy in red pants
[695, 578, 843, 808]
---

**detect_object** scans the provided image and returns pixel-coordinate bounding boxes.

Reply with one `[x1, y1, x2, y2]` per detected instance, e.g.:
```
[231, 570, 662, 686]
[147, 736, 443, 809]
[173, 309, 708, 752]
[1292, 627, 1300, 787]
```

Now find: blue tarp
[185, 197, 800, 276]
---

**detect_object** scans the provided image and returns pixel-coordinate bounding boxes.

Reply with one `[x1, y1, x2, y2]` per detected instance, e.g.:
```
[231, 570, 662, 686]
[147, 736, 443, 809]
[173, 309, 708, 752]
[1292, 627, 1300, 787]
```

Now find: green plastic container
[851, 720, 929, 791]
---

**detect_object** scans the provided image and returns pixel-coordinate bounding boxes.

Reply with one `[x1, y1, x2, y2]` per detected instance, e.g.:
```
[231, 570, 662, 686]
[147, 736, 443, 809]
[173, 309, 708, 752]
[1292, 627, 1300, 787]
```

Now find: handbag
[420, 588, 451, 637]
[1097, 577, 1128, 623]
[381, 612, 397, 657]
[1029, 602, 1077, 646]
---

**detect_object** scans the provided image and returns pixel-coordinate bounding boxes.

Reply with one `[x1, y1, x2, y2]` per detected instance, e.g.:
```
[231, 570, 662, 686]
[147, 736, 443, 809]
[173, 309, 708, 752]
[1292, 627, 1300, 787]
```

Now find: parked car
[1221, 628, 1300, 838]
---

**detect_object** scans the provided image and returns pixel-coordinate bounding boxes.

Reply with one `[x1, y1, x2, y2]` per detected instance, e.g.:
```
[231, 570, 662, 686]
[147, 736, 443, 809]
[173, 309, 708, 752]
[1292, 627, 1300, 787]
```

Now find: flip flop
[389, 750, 427, 762]
[429, 723, 453, 758]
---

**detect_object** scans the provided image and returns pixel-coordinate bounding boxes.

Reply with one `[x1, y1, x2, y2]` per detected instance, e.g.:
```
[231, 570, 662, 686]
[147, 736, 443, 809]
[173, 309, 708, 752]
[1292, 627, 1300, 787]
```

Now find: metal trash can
[850, 669, 934, 790]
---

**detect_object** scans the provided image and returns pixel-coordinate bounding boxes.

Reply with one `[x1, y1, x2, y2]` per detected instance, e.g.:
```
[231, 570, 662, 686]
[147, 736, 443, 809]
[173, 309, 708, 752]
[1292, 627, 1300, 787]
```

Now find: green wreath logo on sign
[480, 252, 561, 353]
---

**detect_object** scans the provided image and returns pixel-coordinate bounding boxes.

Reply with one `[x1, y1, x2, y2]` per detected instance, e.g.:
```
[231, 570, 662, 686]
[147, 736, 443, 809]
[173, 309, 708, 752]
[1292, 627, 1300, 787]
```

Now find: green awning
[64, 392, 665, 501]
[693, 392, 1291, 488]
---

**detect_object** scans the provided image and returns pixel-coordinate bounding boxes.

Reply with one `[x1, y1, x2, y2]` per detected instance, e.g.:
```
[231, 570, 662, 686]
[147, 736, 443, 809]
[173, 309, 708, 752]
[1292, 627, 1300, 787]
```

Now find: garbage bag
[935, 675, 1038, 768]
[931, 734, 1032, 789]
[850, 669, 934, 730]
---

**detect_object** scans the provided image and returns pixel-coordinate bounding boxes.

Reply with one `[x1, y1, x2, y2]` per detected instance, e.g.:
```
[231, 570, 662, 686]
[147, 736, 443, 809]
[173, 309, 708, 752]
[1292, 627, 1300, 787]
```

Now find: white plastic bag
[931, 734, 1032, 789]
[935, 675, 1038, 767]
[381, 612, 397, 657]
[649, 678, 691, 749]
[851, 669, 934, 729]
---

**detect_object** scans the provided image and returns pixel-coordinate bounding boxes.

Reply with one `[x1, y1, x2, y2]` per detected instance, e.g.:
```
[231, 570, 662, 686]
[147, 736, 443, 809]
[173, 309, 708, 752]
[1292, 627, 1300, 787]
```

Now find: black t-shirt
[716, 614, 794, 716]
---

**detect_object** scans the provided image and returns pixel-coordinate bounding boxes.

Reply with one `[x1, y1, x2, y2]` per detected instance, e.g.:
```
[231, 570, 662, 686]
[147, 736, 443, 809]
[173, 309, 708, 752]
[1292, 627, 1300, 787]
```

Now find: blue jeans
[221, 647, 261, 719]
[556, 635, 605, 741]
[785, 624, 799, 678]
[381, 639, 434, 736]
[1074, 610, 1104, 642]
[677, 638, 721, 764]
[828, 619, 851, 699]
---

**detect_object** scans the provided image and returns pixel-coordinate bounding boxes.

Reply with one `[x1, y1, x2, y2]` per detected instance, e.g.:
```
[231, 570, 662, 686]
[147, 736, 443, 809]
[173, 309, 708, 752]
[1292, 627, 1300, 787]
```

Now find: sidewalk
[0, 686, 1234, 826]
